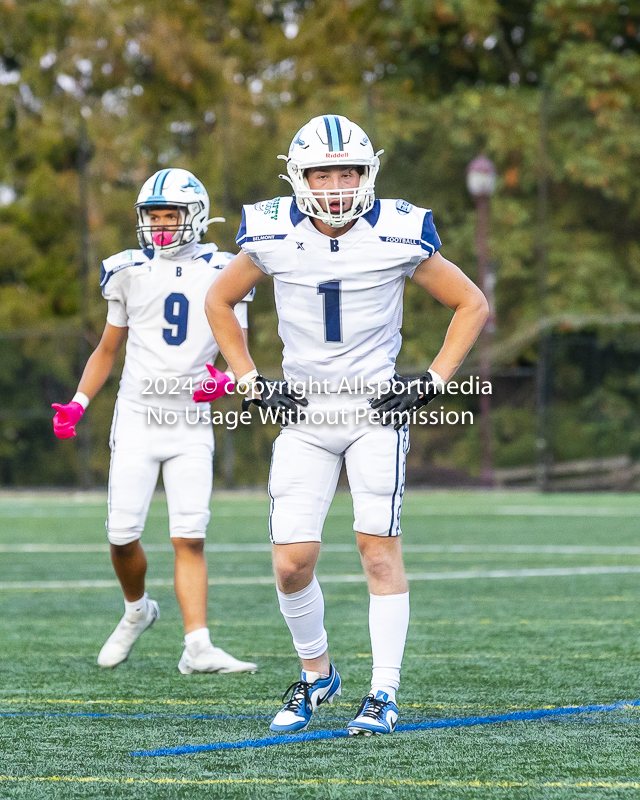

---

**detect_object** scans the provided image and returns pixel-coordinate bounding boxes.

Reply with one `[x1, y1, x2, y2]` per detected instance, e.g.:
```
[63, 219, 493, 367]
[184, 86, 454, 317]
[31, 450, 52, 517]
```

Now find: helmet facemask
[282, 158, 379, 228]
[135, 201, 206, 252]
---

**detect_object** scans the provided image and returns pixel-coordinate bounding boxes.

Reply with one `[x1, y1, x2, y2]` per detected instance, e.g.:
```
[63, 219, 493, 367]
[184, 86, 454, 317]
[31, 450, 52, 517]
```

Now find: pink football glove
[52, 401, 85, 439]
[193, 365, 235, 403]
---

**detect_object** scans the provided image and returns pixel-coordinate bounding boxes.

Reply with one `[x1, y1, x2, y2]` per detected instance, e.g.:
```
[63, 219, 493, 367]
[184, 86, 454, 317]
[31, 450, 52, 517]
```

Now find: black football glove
[370, 372, 439, 430]
[241, 375, 308, 426]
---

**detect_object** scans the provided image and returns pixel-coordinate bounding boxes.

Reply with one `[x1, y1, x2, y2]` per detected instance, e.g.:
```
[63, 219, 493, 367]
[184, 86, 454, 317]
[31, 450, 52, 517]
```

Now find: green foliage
[0, 0, 639, 484]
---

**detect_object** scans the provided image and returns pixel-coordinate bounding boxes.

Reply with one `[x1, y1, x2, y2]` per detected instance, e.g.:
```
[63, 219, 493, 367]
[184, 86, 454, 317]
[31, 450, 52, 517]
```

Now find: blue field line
[0, 710, 271, 722]
[130, 698, 640, 757]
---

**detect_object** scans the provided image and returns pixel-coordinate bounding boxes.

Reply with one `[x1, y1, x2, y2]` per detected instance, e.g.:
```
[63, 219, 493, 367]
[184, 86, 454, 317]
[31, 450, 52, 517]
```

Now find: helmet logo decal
[323, 115, 344, 152]
[181, 176, 205, 194]
[325, 152, 349, 158]
[291, 127, 309, 151]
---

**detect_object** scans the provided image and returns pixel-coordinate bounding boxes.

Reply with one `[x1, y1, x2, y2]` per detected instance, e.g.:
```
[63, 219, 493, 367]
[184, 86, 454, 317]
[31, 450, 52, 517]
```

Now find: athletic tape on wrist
[72, 391, 90, 410]
[237, 369, 259, 394]
[427, 369, 445, 392]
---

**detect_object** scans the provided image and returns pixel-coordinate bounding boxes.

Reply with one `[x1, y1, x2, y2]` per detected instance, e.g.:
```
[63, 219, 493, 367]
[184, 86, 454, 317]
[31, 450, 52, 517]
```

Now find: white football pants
[268, 393, 409, 544]
[106, 398, 213, 545]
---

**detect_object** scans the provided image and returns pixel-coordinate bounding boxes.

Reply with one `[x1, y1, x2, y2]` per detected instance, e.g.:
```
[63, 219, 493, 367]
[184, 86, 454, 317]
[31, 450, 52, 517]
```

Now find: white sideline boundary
[3, 565, 640, 590]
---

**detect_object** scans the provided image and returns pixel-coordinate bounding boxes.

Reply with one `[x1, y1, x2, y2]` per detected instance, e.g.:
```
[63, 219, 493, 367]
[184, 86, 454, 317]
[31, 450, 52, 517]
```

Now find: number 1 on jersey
[317, 280, 342, 343]
[163, 292, 189, 345]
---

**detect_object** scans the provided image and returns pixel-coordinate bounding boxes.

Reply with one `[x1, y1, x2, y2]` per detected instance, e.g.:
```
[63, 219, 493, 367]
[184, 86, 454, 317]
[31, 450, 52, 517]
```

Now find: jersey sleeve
[375, 201, 443, 278]
[100, 249, 149, 314]
[235, 198, 291, 275]
[106, 298, 128, 328]
[400, 207, 442, 278]
[419, 209, 442, 259]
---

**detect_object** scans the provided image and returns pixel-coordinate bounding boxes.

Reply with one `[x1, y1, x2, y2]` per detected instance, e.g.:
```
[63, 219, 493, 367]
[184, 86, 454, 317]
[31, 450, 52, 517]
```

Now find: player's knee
[171, 536, 205, 555]
[363, 553, 396, 584]
[274, 561, 311, 591]
[273, 546, 316, 591]
[358, 537, 400, 583]
[109, 540, 143, 566]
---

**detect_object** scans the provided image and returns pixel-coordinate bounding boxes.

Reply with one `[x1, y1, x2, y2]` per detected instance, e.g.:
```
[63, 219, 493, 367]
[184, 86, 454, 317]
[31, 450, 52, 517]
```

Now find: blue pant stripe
[388, 429, 400, 535]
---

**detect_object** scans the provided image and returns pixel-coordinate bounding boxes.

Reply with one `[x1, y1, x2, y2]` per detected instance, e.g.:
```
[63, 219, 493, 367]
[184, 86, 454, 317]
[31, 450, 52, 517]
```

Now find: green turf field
[2, 490, 640, 798]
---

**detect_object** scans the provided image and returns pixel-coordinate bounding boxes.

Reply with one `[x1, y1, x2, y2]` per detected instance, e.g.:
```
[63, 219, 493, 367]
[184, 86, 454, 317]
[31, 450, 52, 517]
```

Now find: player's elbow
[476, 291, 490, 325]
[205, 282, 233, 323]
[462, 287, 489, 326]
[205, 282, 221, 314]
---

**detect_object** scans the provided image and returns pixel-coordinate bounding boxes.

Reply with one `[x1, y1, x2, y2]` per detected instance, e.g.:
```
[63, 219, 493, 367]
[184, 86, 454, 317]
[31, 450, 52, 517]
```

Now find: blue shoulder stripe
[290, 199, 306, 227]
[100, 259, 146, 290]
[420, 210, 442, 254]
[236, 205, 289, 246]
[236, 208, 247, 246]
[362, 199, 380, 227]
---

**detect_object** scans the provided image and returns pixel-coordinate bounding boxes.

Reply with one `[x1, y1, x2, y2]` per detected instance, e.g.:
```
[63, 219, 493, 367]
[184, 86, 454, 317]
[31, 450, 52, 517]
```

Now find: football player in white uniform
[205, 116, 488, 733]
[52, 168, 257, 675]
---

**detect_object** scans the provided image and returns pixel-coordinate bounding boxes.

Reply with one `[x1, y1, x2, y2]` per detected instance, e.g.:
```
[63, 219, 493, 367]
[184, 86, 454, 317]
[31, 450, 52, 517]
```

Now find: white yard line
[495, 506, 640, 517]
[3, 543, 640, 555]
[3, 565, 640, 590]
[2, 505, 640, 519]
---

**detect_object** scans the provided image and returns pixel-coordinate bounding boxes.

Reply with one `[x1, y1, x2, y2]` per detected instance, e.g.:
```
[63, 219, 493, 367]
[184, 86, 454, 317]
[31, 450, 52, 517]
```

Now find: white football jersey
[101, 242, 253, 410]
[237, 197, 441, 391]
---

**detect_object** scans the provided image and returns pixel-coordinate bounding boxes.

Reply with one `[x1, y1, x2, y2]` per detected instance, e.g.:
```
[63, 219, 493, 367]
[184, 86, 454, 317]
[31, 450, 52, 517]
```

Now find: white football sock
[277, 576, 328, 661]
[369, 591, 410, 703]
[184, 627, 211, 655]
[124, 592, 148, 619]
[301, 670, 327, 682]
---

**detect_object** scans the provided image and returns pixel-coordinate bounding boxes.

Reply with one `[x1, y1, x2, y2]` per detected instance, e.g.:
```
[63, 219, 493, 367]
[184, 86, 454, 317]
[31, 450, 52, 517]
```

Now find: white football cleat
[178, 644, 257, 675]
[97, 598, 160, 668]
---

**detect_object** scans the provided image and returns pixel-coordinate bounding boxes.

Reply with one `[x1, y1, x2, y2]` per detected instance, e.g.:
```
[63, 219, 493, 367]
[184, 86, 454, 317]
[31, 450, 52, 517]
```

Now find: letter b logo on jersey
[176, 266, 182, 277]
[330, 239, 339, 252]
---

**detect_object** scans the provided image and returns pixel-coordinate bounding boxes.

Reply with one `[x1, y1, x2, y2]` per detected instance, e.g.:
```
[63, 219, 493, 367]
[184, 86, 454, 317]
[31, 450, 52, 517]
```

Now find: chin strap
[204, 216, 226, 227]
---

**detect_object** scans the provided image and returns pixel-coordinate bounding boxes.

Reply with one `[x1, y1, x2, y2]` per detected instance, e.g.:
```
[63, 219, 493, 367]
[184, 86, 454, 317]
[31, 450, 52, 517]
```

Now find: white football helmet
[135, 168, 224, 252]
[279, 115, 383, 228]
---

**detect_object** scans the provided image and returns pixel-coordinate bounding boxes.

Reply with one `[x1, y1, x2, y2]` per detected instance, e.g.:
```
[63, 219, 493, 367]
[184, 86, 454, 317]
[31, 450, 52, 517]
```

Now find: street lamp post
[77, 109, 93, 489]
[467, 155, 497, 487]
